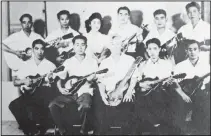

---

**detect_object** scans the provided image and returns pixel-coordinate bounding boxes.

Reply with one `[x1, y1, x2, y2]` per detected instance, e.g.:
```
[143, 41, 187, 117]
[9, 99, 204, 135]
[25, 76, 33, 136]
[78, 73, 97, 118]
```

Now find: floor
[2, 120, 210, 135]
[2, 121, 24, 135]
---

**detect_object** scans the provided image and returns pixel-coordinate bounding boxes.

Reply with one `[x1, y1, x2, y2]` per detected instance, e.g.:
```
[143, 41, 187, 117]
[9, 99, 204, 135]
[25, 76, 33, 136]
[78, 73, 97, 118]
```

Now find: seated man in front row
[127, 38, 192, 135]
[48, 35, 99, 135]
[92, 36, 135, 135]
[9, 39, 58, 135]
[173, 39, 210, 135]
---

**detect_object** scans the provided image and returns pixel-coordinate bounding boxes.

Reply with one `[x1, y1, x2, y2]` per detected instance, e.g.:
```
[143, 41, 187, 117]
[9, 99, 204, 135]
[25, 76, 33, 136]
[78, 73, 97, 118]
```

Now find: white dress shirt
[45, 27, 79, 54]
[133, 58, 173, 80]
[109, 23, 139, 52]
[143, 28, 175, 46]
[15, 57, 56, 79]
[3, 30, 43, 72]
[178, 20, 210, 64]
[62, 55, 98, 97]
[178, 19, 210, 43]
[84, 32, 111, 57]
[98, 54, 135, 91]
[173, 58, 210, 85]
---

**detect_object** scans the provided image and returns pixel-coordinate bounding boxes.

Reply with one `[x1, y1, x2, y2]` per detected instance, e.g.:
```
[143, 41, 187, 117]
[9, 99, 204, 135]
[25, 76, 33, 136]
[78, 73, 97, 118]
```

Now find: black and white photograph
[1, 1, 210, 135]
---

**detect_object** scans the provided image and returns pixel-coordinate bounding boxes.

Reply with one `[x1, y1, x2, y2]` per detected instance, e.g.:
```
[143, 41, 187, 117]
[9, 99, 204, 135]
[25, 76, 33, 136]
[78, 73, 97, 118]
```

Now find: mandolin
[62, 68, 109, 95]
[135, 73, 186, 96]
[179, 72, 210, 96]
[20, 65, 65, 95]
[46, 33, 74, 48]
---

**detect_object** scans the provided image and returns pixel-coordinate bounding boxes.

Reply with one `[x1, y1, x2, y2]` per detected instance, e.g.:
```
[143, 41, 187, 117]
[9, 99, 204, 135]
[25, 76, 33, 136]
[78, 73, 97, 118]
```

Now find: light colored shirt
[3, 30, 43, 72]
[45, 27, 79, 54]
[173, 58, 210, 84]
[144, 28, 175, 46]
[133, 58, 173, 80]
[109, 23, 139, 52]
[98, 54, 135, 91]
[84, 32, 111, 56]
[62, 55, 98, 97]
[178, 19, 210, 43]
[178, 19, 210, 64]
[14, 57, 56, 79]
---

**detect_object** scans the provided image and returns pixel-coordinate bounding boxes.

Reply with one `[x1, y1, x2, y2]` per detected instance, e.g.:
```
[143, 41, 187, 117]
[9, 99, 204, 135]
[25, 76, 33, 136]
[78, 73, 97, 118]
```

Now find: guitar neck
[199, 39, 210, 46]
[162, 33, 182, 48]
[121, 58, 142, 84]
[196, 73, 210, 83]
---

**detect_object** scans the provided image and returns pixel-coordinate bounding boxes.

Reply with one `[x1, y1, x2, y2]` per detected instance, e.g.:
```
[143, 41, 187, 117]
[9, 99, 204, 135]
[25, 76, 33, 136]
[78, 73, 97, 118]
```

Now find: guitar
[179, 72, 210, 96]
[121, 24, 149, 53]
[159, 32, 184, 59]
[107, 56, 144, 106]
[93, 48, 111, 63]
[59, 48, 75, 60]
[135, 73, 187, 96]
[46, 33, 74, 48]
[20, 65, 65, 95]
[3, 46, 33, 71]
[62, 68, 109, 95]
[169, 37, 210, 64]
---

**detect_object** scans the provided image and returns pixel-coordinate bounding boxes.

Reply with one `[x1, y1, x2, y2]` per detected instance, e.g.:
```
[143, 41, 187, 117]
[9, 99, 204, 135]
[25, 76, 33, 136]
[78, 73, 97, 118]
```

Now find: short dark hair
[146, 38, 161, 48]
[85, 12, 102, 33]
[72, 35, 87, 45]
[186, 2, 200, 12]
[57, 10, 70, 20]
[153, 9, 167, 17]
[32, 39, 46, 48]
[19, 14, 33, 22]
[184, 39, 200, 49]
[117, 6, 131, 15]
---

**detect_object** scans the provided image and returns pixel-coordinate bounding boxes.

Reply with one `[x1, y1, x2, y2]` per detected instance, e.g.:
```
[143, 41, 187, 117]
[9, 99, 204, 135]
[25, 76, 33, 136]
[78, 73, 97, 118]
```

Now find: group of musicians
[2, 1, 210, 135]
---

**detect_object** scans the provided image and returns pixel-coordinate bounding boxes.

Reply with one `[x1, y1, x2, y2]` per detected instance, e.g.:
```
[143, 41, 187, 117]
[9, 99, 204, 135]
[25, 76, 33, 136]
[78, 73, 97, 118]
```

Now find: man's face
[111, 37, 123, 54]
[33, 44, 45, 60]
[187, 6, 200, 24]
[73, 39, 86, 55]
[154, 14, 167, 29]
[59, 14, 70, 28]
[21, 17, 33, 32]
[146, 43, 161, 60]
[118, 9, 130, 24]
[90, 18, 101, 32]
[187, 43, 200, 60]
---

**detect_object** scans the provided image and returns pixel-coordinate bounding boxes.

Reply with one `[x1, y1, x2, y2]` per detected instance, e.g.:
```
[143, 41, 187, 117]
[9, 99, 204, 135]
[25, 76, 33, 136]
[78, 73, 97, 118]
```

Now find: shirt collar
[72, 54, 88, 64]
[147, 58, 161, 65]
[29, 56, 47, 67]
[59, 26, 75, 34]
[20, 29, 34, 38]
[187, 57, 200, 67]
[188, 19, 203, 29]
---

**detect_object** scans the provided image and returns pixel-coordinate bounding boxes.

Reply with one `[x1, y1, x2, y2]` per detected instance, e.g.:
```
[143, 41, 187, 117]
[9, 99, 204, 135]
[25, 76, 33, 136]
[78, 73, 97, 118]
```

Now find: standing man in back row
[143, 9, 176, 64]
[45, 10, 79, 66]
[178, 2, 210, 64]
[2, 14, 43, 74]
[108, 6, 143, 58]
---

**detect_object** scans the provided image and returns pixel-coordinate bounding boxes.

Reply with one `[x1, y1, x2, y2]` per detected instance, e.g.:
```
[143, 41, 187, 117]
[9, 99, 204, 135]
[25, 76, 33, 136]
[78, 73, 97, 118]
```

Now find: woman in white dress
[84, 12, 111, 64]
